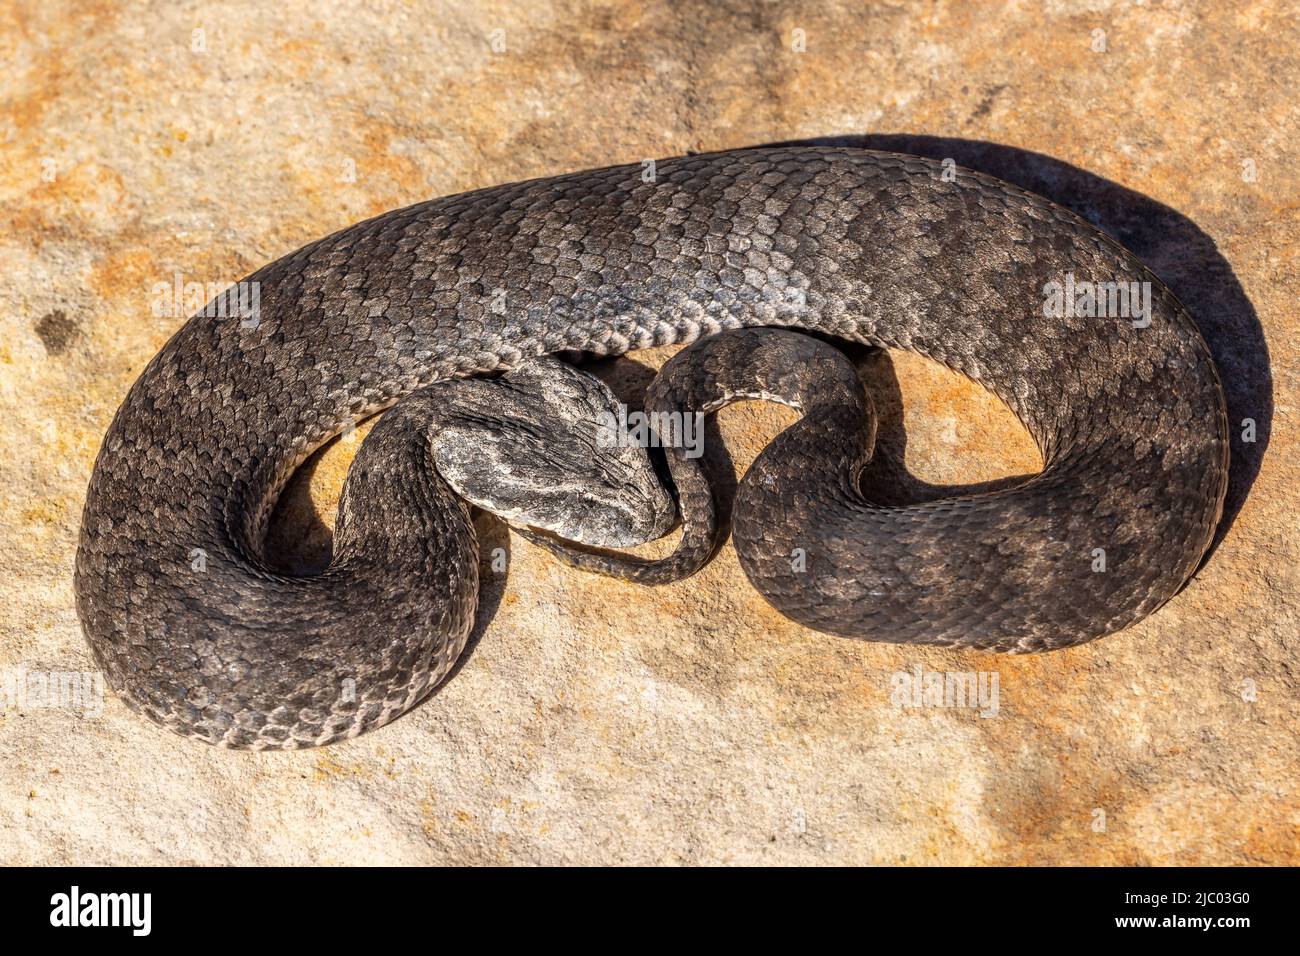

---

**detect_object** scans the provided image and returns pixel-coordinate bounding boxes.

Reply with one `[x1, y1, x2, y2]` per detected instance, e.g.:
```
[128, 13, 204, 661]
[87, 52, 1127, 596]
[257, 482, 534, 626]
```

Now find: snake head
[428, 356, 677, 548]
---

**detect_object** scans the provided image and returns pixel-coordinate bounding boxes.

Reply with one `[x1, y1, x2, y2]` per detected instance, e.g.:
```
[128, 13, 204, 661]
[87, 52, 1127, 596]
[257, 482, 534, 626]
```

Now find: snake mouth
[491, 482, 678, 550]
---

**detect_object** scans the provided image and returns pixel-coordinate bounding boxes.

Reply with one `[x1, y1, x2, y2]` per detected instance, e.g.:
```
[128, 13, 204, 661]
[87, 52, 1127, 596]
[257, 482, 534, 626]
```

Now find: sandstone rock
[1, 0, 1294, 864]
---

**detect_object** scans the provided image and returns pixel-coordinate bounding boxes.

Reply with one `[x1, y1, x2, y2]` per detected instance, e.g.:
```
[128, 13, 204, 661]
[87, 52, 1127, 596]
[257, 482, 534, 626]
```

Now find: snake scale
[74, 147, 1229, 749]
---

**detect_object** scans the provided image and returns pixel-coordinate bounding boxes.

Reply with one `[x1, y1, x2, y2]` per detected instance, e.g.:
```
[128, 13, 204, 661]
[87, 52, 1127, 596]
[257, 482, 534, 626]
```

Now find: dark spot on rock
[970, 84, 1007, 122]
[35, 310, 80, 355]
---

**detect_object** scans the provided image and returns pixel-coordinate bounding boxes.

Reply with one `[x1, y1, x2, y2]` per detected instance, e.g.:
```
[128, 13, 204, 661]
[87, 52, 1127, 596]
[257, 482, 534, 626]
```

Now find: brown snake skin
[74, 147, 1230, 749]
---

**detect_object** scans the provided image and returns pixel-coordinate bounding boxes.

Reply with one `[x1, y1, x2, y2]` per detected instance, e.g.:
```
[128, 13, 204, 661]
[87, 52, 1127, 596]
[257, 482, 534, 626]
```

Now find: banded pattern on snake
[74, 148, 1229, 749]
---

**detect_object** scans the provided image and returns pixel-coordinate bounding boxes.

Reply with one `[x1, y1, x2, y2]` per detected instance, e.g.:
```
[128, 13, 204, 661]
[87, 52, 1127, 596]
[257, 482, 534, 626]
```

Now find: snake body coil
[74, 148, 1229, 749]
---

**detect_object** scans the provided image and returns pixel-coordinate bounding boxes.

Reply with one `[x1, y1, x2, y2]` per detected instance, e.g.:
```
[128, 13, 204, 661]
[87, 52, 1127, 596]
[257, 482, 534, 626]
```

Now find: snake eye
[429, 357, 677, 548]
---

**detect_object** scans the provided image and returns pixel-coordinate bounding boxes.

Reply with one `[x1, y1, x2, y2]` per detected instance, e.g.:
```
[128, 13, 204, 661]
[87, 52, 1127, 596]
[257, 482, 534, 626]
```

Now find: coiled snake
[74, 148, 1229, 749]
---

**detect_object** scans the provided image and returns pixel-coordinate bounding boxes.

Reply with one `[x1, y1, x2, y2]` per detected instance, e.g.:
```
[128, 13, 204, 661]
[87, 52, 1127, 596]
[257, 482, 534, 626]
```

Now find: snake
[73, 147, 1230, 750]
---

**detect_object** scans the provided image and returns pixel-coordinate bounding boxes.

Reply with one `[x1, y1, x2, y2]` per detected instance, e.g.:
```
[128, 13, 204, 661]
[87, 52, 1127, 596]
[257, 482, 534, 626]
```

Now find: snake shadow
[749, 134, 1270, 560]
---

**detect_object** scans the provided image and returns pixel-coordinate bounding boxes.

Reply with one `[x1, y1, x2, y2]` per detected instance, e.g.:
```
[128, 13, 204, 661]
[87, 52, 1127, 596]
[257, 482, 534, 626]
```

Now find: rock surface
[1, 0, 1295, 864]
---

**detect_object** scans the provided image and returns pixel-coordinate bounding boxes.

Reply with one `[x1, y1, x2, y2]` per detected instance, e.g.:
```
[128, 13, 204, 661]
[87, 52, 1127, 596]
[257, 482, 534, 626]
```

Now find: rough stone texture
[1, 0, 1295, 863]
